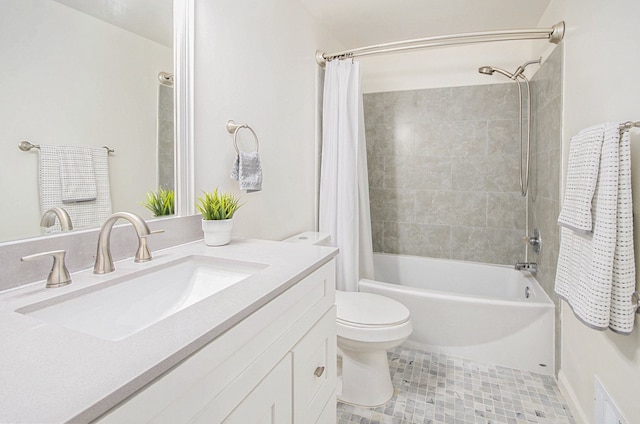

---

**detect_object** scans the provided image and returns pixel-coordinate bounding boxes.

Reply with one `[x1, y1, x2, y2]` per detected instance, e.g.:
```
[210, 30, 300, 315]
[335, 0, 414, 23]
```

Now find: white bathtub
[359, 253, 555, 375]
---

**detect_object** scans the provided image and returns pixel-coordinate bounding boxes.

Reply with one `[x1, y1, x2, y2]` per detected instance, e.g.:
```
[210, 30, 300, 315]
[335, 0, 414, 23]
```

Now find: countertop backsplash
[0, 214, 203, 292]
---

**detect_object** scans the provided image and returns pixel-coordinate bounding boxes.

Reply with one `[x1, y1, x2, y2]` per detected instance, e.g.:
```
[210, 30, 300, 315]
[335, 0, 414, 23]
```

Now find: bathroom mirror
[0, 0, 192, 243]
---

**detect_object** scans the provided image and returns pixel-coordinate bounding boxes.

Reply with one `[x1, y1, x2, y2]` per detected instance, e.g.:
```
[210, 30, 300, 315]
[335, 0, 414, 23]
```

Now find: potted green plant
[141, 188, 175, 217]
[196, 188, 242, 246]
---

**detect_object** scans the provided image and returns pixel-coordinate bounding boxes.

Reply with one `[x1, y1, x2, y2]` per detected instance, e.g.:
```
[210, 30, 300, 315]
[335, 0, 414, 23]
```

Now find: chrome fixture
[525, 229, 542, 255]
[478, 57, 541, 197]
[226, 120, 260, 154]
[40, 207, 73, 231]
[513, 58, 545, 79]
[21, 250, 72, 288]
[632, 291, 640, 314]
[477, 66, 516, 79]
[515, 262, 538, 275]
[93, 212, 163, 274]
[317, 21, 565, 65]
[158, 71, 174, 87]
[314, 366, 325, 377]
[18, 140, 115, 154]
[619, 121, 640, 132]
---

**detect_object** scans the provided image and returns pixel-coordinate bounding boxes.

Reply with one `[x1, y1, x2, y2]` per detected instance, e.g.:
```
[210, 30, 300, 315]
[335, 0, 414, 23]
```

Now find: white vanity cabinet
[96, 259, 337, 424]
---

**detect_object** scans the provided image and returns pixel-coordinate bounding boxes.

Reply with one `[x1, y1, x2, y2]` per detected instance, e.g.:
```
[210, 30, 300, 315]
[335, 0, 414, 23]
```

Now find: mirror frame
[0, 0, 194, 248]
[174, 0, 195, 216]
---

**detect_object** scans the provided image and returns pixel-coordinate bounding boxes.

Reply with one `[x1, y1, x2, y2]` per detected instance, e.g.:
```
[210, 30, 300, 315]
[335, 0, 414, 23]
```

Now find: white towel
[58, 145, 98, 203]
[39, 145, 113, 233]
[555, 123, 636, 334]
[231, 151, 262, 192]
[557, 124, 604, 233]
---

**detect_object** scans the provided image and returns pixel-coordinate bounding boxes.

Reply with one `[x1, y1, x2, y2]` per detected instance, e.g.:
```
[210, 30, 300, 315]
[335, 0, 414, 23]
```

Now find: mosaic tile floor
[337, 345, 575, 424]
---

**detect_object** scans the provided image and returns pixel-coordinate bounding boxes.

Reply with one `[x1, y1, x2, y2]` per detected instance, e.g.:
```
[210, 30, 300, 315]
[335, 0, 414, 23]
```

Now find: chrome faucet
[515, 262, 538, 275]
[41, 207, 73, 231]
[93, 212, 163, 274]
[21, 250, 72, 288]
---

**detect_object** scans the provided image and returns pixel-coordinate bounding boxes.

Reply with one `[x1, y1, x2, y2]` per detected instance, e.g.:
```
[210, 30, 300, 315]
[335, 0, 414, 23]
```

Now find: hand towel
[231, 151, 262, 192]
[58, 145, 98, 203]
[39, 145, 112, 233]
[555, 122, 636, 334]
[556, 124, 605, 233]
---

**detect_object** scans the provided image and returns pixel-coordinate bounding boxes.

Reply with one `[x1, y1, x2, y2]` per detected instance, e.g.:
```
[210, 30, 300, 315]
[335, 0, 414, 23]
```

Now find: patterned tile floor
[337, 345, 575, 424]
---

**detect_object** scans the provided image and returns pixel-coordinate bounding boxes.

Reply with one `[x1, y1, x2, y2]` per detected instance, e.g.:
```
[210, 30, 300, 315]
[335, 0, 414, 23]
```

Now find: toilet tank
[283, 232, 332, 246]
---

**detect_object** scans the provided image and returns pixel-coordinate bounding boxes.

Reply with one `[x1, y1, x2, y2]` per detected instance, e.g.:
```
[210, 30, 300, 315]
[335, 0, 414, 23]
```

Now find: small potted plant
[141, 188, 175, 217]
[196, 188, 242, 246]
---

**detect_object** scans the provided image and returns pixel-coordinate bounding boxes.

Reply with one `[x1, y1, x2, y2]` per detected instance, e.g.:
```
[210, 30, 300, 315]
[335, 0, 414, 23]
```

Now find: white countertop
[0, 238, 337, 423]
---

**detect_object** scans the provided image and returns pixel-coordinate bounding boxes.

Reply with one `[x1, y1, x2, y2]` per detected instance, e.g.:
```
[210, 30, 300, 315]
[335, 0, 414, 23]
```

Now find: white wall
[0, 0, 172, 241]
[193, 0, 341, 241]
[538, 1, 640, 423]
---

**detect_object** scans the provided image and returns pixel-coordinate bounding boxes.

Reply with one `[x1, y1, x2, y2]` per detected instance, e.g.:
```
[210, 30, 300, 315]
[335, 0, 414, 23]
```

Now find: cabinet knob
[314, 366, 325, 378]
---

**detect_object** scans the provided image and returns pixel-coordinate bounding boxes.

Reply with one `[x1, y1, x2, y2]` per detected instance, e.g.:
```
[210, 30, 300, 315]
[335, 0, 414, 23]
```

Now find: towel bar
[619, 121, 640, 131]
[18, 141, 115, 154]
[226, 120, 259, 154]
[632, 291, 640, 314]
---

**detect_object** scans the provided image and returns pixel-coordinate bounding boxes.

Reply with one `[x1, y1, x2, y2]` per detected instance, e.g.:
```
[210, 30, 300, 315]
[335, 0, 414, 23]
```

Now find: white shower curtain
[319, 59, 374, 292]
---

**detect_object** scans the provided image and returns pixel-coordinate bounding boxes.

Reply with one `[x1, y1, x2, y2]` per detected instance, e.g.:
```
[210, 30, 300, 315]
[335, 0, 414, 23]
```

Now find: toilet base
[337, 347, 394, 407]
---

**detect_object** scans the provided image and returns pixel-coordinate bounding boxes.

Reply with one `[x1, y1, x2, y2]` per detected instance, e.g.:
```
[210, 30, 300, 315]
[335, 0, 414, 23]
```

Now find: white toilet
[284, 232, 412, 407]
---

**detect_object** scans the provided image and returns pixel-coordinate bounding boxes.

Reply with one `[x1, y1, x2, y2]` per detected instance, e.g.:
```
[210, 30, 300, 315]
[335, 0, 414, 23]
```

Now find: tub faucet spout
[515, 262, 538, 275]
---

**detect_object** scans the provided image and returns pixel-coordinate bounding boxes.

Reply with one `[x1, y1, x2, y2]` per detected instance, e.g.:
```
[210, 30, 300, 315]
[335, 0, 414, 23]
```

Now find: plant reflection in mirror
[141, 188, 175, 217]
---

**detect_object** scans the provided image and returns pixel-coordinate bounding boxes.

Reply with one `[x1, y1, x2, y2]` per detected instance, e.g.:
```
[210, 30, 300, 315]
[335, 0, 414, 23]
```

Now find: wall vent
[594, 376, 627, 424]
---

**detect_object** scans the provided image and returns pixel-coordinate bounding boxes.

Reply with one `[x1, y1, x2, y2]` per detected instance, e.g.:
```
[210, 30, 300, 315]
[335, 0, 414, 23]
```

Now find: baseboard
[557, 370, 590, 424]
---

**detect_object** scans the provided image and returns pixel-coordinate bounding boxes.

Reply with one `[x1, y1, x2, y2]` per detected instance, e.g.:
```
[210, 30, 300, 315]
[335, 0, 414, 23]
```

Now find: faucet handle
[21, 250, 72, 288]
[144, 229, 165, 237]
[135, 229, 164, 263]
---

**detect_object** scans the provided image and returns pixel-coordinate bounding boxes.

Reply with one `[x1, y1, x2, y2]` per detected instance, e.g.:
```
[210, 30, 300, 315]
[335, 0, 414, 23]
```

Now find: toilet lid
[335, 291, 410, 327]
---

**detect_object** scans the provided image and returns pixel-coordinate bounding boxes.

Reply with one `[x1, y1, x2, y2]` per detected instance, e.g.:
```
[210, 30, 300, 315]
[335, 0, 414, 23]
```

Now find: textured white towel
[58, 145, 98, 203]
[555, 123, 636, 334]
[39, 145, 112, 233]
[557, 124, 604, 233]
[230, 151, 262, 192]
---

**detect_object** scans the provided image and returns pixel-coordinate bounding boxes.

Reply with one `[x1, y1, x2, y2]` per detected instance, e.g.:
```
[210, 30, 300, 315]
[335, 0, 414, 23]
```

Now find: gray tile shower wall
[529, 44, 563, 372]
[364, 83, 527, 265]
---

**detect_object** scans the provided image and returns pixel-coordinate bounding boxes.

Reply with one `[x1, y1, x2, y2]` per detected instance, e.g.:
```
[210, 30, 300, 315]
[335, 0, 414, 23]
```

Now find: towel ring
[227, 120, 259, 154]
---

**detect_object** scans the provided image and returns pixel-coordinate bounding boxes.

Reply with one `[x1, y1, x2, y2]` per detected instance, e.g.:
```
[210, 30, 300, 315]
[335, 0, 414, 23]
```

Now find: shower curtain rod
[316, 21, 565, 66]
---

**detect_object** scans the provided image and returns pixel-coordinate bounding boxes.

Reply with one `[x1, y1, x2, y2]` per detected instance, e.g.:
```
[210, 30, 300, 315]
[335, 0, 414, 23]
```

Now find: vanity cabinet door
[94, 260, 336, 424]
[218, 354, 292, 424]
[292, 307, 336, 423]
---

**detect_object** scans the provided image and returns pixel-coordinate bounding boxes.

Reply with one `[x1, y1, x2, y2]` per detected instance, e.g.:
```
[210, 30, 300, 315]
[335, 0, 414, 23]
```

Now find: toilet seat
[336, 291, 412, 343]
[336, 291, 410, 326]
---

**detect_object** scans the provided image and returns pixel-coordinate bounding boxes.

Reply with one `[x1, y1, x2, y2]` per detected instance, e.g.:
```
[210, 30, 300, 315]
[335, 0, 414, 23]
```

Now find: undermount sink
[17, 255, 268, 341]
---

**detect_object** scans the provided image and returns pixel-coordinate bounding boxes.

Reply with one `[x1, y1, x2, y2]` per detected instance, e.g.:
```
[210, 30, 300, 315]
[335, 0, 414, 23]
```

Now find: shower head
[479, 57, 542, 80]
[477, 66, 515, 79]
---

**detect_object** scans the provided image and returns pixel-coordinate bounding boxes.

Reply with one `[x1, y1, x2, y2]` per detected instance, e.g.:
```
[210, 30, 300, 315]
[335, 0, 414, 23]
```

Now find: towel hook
[226, 120, 259, 154]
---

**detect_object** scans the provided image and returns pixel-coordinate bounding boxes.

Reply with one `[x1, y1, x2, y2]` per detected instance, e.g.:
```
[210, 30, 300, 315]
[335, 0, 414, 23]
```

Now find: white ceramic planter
[202, 218, 233, 246]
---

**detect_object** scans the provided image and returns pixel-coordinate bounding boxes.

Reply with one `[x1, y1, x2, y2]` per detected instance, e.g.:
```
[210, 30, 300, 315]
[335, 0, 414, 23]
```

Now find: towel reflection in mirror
[38, 144, 112, 234]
